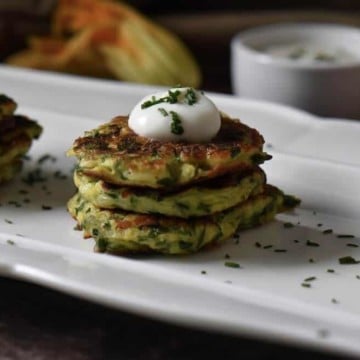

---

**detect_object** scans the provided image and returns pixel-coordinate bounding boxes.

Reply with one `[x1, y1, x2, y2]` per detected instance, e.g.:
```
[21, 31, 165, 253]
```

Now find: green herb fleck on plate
[339, 256, 360, 265]
[306, 240, 319, 247]
[322, 229, 333, 234]
[337, 234, 355, 239]
[224, 261, 241, 269]
[283, 222, 294, 228]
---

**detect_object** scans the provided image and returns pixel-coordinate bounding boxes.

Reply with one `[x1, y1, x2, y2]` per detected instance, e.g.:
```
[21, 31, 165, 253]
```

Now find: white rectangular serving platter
[1, 65, 360, 357]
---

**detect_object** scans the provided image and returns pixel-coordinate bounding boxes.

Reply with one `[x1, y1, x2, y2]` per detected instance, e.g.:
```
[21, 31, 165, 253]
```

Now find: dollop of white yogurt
[128, 87, 221, 142]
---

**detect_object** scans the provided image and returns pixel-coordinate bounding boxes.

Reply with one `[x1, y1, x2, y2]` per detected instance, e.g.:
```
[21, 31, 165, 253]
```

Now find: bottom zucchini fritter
[68, 185, 300, 255]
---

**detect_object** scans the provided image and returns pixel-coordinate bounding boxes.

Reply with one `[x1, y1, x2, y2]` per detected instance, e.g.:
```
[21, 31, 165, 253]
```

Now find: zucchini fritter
[0, 94, 17, 117]
[0, 96, 42, 183]
[68, 115, 271, 189]
[68, 185, 300, 255]
[74, 167, 265, 218]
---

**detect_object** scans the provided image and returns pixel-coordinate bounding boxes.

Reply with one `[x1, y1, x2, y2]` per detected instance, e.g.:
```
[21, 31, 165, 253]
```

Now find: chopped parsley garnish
[255, 242, 262, 248]
[283, 222, 294, 228]
[306, 240, 319, 247]
[6, 239, 15, 246]
[41, 205, 52, 210]
[263, 245, 273, 249]
[337, 234, 355, 239]
[141, 95, 165, 109]
[22, 168, 47, 185]
[274, 249, 287, 253]
[170, 111, 184, 135]
[304, 276, 316, 282]
[301, 283, 311, 288]
[327, 269, 335, 273]
[338, 256, 360, 265]
[168, 89, 181, 103]
[185, 88, 197, 105]
[158, 107, 168, 116]
[322, 229, 333, 234]
[331, 298, 339, 304]
[54, 170, 68, 180]
[5, 219, 13, 224]
[37, 154, 56, 164]
[201, 270, 207, 275]
[346, 243, 358, 248]
[141, 89, 181, 109]
[224, 261, 241, 268]
[8, 200, 21, 208]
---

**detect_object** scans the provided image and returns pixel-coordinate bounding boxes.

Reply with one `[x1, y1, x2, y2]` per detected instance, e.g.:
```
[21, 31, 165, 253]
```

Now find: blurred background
[0, 0, 359, 93]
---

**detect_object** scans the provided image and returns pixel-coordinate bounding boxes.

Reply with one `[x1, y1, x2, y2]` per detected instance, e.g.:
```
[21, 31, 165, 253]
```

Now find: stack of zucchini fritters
[68, 111, 300, 255]
[0, 94, 42, 183]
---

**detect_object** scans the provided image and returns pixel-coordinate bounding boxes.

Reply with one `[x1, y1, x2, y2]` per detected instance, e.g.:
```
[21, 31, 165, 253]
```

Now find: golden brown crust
[70, 115, 271, 188]
[72, 115, 265, 159]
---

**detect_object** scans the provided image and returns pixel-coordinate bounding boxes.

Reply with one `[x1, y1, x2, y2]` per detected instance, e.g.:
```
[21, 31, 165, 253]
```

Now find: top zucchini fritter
[69, 115, 271, 189]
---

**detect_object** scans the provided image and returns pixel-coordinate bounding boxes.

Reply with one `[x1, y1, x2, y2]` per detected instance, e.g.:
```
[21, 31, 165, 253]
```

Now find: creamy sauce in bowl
[264, 42, 357, 64]
[128, 87, 221, 142]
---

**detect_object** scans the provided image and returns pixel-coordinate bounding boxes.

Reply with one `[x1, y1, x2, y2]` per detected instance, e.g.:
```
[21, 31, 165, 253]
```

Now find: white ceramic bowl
[231, 23, 360, 119]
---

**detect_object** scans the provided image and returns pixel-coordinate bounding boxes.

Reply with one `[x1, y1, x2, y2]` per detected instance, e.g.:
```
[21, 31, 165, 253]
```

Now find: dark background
[0, 0, 360, 92]
[0, 1, 359, 359]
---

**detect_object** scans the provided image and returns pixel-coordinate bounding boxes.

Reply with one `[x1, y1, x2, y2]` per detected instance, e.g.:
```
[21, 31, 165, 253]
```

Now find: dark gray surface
[0, 277, 348, 360]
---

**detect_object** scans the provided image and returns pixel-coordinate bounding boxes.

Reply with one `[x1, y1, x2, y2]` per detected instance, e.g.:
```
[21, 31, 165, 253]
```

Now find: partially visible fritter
[0, 94, 17, 116]
[68, 115, 271, 189]
[0, 95, 42, 183]
[0, 160, 22, 183]
[74, 167, 265, 218]
[68, 185, 300, 255]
